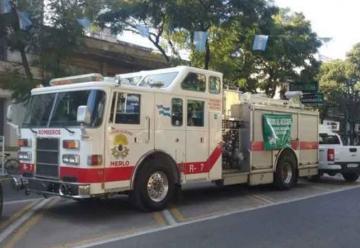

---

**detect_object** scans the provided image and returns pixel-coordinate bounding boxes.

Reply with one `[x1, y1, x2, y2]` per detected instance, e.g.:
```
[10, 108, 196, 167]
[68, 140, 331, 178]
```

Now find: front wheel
[131, 161, 175, 211]
[274, 153, 297, 190]
[342, 172, 359, 182]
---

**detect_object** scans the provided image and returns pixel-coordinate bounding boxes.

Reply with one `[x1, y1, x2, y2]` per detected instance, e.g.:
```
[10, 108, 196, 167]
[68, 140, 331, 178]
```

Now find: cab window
[114, 93, 141, 124]
[187, 100, 204, 127]
[209, 76, 221, 94]
[181, 73, 206, 92]
[171, 98, 183, 126]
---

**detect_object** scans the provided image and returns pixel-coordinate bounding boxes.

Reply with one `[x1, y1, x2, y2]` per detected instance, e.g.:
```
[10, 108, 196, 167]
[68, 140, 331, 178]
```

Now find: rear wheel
[274, 152, 297, 190]
[342, 172, 359, 182]
[131, 161, 175, 211]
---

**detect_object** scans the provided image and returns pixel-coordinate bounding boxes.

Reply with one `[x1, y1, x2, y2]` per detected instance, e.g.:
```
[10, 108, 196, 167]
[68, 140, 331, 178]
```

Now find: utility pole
[345, 78, 357, 145]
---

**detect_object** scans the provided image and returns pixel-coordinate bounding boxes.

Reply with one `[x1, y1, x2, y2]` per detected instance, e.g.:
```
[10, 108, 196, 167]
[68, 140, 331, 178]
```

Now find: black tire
[131, 160, 175, 211]
[342, 172, 359, 182]
[309, 173, 321, 182]
[274, 152, 297, 190]
[0, 182, 3, 218]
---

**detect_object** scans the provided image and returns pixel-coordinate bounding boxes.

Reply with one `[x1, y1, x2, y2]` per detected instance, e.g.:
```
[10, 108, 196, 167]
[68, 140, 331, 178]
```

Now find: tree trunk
[10, 3, 33, 81]
[204, 38, 210, 69]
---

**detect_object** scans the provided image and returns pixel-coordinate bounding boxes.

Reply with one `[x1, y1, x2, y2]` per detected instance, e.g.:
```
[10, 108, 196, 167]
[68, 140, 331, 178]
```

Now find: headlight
[62, 154, 80, 165]
[63, 140, 80, 150]
[18, 152, 32, 161]
[17, 139, 31, 147]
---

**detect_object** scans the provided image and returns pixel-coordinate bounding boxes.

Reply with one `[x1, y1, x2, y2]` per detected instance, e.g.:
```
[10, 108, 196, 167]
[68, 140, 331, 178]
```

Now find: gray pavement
[0, 175, 359, 248]
[95, 186, 360, 248]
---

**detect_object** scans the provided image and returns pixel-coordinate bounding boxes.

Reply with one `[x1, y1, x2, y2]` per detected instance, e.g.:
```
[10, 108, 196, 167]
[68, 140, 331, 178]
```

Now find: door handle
[200, 137, 204, 143]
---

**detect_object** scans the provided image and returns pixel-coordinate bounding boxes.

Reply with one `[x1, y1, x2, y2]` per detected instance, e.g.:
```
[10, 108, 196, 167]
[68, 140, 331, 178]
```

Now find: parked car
[317, 128, 360, 182]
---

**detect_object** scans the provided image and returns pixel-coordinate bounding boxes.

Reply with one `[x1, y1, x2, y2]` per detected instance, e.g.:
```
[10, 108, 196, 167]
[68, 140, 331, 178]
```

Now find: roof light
[49, 73, 104, 86]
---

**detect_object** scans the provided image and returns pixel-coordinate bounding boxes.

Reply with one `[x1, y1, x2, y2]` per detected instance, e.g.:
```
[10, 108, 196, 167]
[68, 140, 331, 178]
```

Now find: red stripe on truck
[26, 145, 224, 183]
[60, 166, 134, 183]
[250, 141, 318, 151]
[299, 141, 319, 150]
[180, 144, 222, 174]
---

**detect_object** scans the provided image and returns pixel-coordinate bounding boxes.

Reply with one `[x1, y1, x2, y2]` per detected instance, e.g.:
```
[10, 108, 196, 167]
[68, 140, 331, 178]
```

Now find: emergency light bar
[49, 73, 104, 86]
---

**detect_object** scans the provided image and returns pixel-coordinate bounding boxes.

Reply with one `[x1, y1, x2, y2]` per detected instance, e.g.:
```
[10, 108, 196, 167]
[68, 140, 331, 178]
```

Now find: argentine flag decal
[157, 105, 171, 117]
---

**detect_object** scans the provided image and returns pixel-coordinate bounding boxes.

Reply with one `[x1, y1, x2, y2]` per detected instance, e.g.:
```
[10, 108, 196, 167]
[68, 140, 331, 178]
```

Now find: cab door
[154, 94, 185, 167]
[105, 90, 154, 191]
[184, 98, 209, 180]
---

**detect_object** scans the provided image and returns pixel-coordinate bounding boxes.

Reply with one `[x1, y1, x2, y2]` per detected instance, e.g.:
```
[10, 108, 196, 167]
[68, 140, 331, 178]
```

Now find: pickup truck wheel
[274, 153, 297, 190]
[132, 161, 175, 211]
[342, 173, 359, 182]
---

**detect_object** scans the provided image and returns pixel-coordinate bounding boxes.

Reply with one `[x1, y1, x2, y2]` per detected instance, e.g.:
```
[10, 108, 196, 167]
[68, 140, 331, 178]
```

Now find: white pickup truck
[318, 130, 360, 182]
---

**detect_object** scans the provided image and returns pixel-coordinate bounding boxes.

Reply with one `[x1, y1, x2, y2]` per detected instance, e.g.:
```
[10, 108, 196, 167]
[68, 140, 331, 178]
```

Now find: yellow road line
[248, 194, 274, 204]
[3, 198, 59, 248]
[153, 211, 167, 226]
[169, 206, 185, 222]
[0, 200, 38, 230]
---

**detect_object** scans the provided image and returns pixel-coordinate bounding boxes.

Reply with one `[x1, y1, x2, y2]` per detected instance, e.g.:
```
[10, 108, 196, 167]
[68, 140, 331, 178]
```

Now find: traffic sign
[301, 92, 324, 105]
[289, 81, 318, 93]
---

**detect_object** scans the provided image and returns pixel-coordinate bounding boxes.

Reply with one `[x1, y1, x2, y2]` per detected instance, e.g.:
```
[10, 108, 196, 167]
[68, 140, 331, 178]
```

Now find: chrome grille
[36, 138, 59, 178]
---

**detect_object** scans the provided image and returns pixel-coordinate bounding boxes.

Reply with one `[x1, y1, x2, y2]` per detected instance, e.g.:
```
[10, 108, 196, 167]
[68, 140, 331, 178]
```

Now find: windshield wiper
[64, 127, 75, 134]
[30, 128, 37, 134]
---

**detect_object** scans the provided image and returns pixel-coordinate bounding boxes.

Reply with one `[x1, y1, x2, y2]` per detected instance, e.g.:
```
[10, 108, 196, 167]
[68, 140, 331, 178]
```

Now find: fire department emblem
[111, 134, 130, 159]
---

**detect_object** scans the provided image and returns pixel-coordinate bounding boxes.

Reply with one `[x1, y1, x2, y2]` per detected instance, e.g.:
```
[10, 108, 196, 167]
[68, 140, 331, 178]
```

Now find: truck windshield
[23, 90, 106, 128]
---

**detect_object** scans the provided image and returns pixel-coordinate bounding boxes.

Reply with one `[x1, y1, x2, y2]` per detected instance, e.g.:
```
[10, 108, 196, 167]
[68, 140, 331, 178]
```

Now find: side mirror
[6, 104, 14, 122]
[77, 105, 91, 125]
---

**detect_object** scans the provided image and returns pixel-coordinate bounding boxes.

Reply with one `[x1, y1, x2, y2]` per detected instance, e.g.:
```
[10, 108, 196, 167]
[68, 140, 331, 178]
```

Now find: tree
[0, 0, 101, 101]
[97, 0, 272, 68]
[318, 48, 360, 145]
[191, 8, 321, 96]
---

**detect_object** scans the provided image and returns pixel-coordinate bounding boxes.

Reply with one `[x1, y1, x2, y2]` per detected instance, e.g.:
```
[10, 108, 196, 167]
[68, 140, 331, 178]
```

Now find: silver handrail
[145, 116, 150, 144]
[0, 136, 4, 175]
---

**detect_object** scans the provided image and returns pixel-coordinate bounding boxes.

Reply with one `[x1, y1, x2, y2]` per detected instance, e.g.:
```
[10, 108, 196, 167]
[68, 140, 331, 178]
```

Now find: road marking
[74, 184, 360, 248]
[169, 205, 185, 222]
[0, 198, 53, 245]
[248, 194, 274, 204]
[162, 209, 177, 225]
[4, 198, 42, 206]
[0, 201, 38, 230]
[308, 184, 332, 191]
[2, 198, 59, 248]
[152, 212, 166, 226]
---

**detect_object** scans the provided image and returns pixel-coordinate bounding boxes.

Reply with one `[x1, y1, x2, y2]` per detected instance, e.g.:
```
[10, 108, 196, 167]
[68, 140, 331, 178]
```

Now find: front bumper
[25, 177, 91, 199]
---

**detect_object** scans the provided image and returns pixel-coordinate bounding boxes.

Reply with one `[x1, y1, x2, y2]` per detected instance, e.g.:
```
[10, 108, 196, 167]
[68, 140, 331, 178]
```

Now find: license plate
[347, 164, 359, 168]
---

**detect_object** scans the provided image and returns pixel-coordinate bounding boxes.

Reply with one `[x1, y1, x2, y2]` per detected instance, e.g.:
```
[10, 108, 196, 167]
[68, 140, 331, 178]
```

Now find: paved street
[97, 185, 360, 248]
[0, 175, 359, 248]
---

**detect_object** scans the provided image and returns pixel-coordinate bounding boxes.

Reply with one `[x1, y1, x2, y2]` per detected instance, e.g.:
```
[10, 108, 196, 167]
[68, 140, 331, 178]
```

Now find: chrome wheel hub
[282, 163, 293, 184]
[147, 171, 169, 202]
